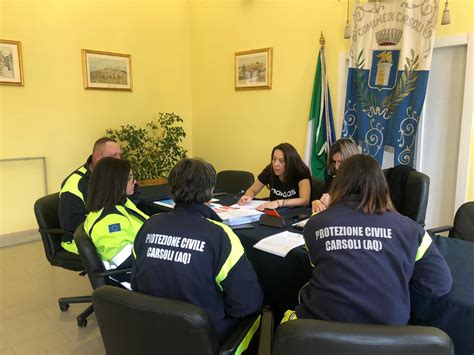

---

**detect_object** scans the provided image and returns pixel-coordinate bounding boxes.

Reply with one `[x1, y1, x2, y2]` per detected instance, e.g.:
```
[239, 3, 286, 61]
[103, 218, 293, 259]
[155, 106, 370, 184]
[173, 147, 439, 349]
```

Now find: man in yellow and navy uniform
[131, 158, 263, 344]
[59, 137, 121, 253]
[85, 198, 148, 271]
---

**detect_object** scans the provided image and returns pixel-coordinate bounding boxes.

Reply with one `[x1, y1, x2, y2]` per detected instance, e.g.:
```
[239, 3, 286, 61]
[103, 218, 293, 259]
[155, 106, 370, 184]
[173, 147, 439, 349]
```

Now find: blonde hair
[327, 139, 359, 176]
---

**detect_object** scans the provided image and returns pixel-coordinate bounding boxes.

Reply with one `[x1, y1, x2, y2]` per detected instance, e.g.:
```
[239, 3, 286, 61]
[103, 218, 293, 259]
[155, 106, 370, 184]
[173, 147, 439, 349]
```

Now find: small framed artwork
[82, 49, 132, 91]
[235, 47, 272, 90]
[0, 39, 24, 86]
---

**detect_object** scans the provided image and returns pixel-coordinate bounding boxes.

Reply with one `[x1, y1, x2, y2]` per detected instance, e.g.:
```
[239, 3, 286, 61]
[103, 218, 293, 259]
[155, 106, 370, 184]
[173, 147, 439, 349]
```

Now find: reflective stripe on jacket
[85, 199, 149, 269]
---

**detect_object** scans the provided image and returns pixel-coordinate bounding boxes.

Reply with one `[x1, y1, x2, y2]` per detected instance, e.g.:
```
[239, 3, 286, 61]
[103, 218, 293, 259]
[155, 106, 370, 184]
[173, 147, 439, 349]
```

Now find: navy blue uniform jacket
[131, 202, 263, 339]
[296, 202, 452, 325]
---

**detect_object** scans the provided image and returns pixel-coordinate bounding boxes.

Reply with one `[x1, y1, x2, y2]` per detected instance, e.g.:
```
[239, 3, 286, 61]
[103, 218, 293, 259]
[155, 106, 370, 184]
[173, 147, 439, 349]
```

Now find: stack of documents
[229, 200, 266, 210]
[153, 198, 264, 226]
[253, 231, 305, 257]
[213, 204, 263, 226]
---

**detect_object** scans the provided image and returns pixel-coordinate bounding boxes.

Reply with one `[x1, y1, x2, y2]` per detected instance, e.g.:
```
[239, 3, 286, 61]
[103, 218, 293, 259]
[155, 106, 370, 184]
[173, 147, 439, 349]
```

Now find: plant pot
[137, 178, 168, 186]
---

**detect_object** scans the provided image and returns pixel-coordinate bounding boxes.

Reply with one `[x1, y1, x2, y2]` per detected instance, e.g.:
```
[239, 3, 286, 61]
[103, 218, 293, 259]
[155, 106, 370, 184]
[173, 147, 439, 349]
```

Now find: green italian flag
[304, 44, 335, 182]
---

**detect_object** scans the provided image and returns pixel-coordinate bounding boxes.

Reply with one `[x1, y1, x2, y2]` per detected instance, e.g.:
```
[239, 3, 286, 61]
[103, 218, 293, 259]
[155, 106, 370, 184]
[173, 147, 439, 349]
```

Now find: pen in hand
[237, 191, 252, 205]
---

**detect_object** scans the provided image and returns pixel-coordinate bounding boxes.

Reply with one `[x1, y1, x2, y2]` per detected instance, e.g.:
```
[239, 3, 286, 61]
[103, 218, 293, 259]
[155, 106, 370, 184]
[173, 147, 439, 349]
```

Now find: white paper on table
[230, 200, 267, 210]
[253, 231, 305, 257]
[215, 208, 262, 220]
[292, 218, 310, 230]
[154, 198, 219, 209]
[153, 198, 175, 208]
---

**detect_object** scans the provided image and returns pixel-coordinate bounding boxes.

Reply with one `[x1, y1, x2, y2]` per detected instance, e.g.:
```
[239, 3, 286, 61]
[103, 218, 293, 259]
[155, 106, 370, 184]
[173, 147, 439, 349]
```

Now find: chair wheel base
[77, 317, 87, 327]
[59, 303, 70, 312]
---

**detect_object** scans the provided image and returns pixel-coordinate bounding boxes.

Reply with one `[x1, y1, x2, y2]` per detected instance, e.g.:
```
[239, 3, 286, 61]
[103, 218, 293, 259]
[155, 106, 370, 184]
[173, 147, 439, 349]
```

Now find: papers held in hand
[253, 231, 305, 257]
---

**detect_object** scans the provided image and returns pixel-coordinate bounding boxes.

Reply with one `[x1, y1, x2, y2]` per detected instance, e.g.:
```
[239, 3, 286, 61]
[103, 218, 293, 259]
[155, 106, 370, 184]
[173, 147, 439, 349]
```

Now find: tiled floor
[0, 240, 105, 354]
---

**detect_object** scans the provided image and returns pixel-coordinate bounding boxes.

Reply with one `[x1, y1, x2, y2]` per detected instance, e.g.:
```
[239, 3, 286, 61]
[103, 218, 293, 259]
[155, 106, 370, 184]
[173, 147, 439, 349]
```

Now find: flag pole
[320, 32, 333, 156]
[316, 32, 327, 155]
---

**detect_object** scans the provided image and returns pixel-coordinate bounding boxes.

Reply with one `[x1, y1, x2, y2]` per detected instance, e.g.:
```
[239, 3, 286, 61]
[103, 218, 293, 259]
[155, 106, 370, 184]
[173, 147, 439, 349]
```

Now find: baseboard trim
[0, 229, 40, 248]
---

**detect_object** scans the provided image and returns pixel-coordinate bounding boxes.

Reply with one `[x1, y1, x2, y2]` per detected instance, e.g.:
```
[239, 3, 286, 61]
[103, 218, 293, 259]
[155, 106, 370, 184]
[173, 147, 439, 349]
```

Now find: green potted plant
[106, 112, 187, 185]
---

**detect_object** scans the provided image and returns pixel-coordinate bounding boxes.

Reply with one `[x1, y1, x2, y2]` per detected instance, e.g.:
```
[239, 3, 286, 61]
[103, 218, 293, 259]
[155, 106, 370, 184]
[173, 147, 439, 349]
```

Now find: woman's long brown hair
[329, 154, 395, 214]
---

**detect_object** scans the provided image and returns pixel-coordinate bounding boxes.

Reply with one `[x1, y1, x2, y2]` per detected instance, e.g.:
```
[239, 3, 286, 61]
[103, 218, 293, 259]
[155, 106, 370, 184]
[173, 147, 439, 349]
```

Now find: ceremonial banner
[304, 42, 336, 181]
[342, 0, 439, 166]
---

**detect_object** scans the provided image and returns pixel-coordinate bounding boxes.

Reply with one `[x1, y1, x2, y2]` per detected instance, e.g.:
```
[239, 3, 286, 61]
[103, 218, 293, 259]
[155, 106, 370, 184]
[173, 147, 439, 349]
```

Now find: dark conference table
[140, 187, 474, 355]
[140, 187, 312, 318]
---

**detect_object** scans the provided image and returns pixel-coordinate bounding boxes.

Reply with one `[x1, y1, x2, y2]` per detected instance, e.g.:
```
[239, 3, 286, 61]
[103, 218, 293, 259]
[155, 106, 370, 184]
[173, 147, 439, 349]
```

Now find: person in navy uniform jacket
[239, 142, 311, 211]
[58, 137, 122, 254]
[131, 158, 263, 341]
[296, 154, 452, 325]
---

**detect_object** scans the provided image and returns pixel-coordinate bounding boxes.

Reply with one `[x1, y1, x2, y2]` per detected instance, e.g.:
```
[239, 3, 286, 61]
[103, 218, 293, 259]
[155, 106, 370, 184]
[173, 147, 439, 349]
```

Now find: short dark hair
[169, 158, 216, 204]
[329, 154, 395, 214]
[86, 157, 131, 212]
[92, 137, 117, 154]
[266, 143, 311, 186]
[327, 138, 359, 176]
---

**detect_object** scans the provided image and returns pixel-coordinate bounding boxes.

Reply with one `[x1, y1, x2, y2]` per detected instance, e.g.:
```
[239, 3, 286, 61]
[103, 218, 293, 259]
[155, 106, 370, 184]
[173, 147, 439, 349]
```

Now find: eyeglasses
[128, 173, 135, 181]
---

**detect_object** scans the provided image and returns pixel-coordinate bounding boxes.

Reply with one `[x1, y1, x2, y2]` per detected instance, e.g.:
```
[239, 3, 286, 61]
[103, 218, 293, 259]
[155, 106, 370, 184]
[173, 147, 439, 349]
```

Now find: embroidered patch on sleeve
[108, 223, 121, 233]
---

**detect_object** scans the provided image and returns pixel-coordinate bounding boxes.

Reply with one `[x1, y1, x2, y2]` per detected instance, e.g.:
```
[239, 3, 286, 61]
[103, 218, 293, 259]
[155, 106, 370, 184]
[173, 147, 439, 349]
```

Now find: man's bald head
[91, 137, 121, 169]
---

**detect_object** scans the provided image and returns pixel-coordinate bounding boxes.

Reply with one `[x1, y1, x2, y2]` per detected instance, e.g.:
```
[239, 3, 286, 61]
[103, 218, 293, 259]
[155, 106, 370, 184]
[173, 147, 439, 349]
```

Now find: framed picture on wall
[235, 47, 272, 90]
[0, 39, 24, 86]
[82, 49, 132, 91]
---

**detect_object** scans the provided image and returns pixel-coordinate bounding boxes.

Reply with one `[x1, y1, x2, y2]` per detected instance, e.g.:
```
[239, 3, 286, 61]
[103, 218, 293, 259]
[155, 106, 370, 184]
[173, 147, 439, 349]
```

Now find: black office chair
[257, 307, 274, 355]
[92, 285, 262, 355]
[215, 170, 255, 194]
[73, 224, 132, 326]
[384, 167, 430, 226]
[33, 193, 92, 326]
[269, 319, 454, 355]
[428, 201, 474, 242]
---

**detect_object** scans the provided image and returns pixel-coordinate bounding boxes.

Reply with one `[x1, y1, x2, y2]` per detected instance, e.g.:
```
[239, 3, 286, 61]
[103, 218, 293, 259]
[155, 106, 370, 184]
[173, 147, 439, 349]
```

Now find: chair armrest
[95, 268, 132, 278]
[38, 228, 64, 235]
[219, 312, 261, 355]
[258, 306, 274, 355]
[427, 225, 452, 235]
